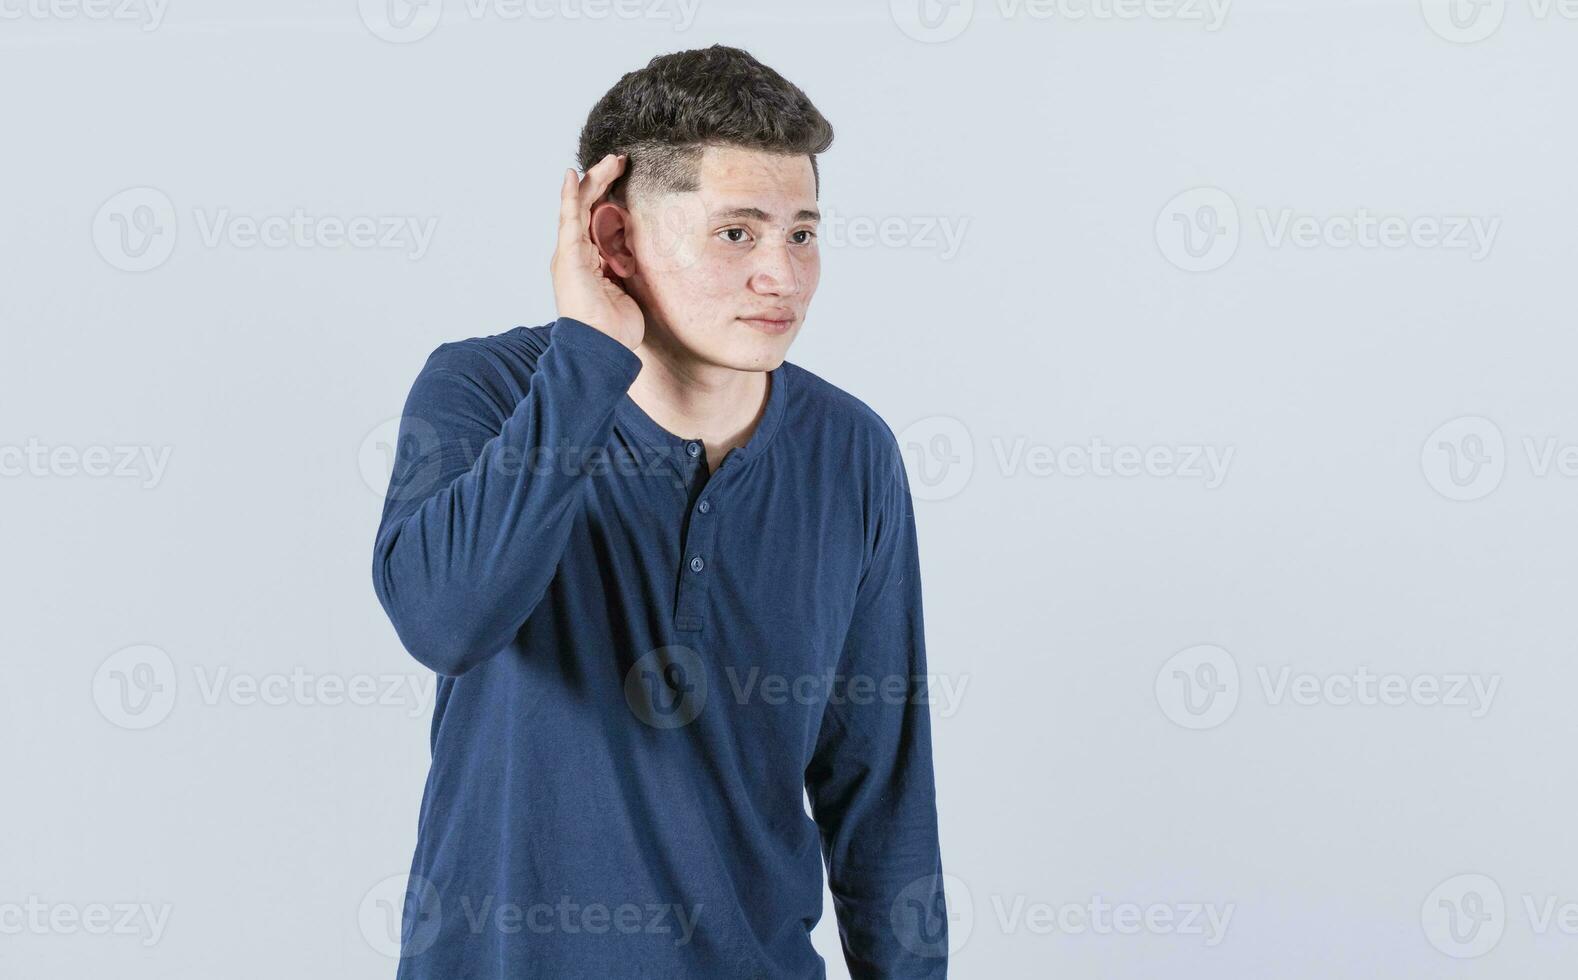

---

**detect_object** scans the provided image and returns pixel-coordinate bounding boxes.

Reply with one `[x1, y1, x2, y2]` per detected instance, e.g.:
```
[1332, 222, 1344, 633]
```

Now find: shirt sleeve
[370, 316, 642, 677]
[804, 438, 949, 979]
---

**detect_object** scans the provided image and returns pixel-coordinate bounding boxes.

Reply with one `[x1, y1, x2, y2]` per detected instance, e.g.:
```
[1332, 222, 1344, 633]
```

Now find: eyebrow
[709, 206, 822, 224]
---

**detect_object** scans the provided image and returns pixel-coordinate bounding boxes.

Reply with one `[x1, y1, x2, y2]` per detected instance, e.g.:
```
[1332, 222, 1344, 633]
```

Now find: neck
[626, 329, 770, 468]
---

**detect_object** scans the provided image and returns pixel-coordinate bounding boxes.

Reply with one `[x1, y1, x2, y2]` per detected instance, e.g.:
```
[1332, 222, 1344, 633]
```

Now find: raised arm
[370, 153, 647, 676]
[805, 441, 949, 978]
[370, 317, 639, 676]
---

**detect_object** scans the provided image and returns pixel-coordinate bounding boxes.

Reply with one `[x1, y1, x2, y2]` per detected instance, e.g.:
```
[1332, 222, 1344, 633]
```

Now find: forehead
[693, 145, 817, 210]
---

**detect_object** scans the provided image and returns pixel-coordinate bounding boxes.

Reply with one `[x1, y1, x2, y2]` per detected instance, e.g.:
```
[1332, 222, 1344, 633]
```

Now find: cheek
[637, 228, 700, 279]
[799, 252, 821, 294]
[635, 194, 710, 277]
[639, 256, 735, 323]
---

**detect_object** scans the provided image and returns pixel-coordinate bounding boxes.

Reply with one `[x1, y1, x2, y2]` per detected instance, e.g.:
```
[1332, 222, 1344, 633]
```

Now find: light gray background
[4, 0, 1575, 976]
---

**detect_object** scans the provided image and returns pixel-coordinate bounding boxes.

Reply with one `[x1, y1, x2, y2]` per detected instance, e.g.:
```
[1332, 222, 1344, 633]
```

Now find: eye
[718, 227, 752, 244]
[790, 229, 817, 245]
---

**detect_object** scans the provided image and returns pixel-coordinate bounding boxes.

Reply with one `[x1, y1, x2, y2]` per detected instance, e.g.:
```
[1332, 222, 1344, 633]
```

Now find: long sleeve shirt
[370, 316, 947, 979]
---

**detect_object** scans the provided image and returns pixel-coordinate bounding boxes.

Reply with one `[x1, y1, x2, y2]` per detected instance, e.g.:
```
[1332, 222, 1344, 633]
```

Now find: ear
[588, 200, 637, 279]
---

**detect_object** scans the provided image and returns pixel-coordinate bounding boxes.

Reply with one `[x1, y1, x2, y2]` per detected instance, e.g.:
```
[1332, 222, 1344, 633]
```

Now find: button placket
[672, 452, 729, 636]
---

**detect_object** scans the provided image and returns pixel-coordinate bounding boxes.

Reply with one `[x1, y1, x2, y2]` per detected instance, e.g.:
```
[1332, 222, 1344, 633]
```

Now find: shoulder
[778, 360, 906, 486]
[404, 320, 558, 415]
[419, 321, 554, 385]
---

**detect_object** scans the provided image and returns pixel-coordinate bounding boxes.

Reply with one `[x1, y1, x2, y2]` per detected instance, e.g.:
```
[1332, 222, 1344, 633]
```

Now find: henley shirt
[371, 316, 948, 979]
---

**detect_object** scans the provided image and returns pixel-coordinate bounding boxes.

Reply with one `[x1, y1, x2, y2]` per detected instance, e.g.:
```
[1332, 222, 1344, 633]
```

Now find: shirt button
[697, 499, 711, 514]
[685, 441, 702, 458]
[689, 555, 705, 573]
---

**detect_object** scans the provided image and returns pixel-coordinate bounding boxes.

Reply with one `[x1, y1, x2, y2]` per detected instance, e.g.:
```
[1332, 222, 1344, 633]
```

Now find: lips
[738, 313, 795, 335]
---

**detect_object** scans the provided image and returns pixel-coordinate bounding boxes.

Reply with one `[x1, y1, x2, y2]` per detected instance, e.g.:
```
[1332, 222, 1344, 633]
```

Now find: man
[371, 44, 947, 979]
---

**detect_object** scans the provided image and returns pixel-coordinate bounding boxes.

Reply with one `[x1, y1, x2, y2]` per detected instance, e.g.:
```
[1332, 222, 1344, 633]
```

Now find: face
[591, 144, 821, 372]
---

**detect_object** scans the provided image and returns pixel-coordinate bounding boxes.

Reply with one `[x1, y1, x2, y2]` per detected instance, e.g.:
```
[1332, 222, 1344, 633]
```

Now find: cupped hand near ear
[551, 153, 644, 351]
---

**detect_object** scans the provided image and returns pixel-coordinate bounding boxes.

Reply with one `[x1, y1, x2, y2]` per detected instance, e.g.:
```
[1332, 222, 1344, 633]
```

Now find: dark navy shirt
[371, 316, 947, 979]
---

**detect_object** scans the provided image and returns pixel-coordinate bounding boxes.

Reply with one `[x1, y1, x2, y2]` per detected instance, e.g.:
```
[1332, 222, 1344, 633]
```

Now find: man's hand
[552, 153, 644, 351]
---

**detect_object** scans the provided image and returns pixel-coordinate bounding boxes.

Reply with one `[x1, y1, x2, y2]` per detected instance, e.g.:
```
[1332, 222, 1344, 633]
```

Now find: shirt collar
[615, 361, 789, 464]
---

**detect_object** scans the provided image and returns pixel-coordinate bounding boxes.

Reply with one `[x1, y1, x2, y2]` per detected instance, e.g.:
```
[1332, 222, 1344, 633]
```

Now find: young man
[371, 45, 947, 979]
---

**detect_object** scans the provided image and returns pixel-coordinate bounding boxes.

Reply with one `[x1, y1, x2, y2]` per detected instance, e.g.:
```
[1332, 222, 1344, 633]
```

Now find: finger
[557, 168, 583, 251]
[577, 152, 627, 213]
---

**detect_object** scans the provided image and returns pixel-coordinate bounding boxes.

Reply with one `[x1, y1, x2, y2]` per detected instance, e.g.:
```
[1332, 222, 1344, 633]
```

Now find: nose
[748, 241, 801, 298]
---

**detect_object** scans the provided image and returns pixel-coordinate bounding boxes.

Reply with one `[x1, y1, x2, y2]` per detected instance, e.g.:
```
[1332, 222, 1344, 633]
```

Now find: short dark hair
[576, 44, 834, 205]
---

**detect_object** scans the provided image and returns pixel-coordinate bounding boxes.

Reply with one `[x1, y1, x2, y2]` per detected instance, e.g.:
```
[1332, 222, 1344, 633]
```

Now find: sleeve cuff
[551, 316, 643, 382]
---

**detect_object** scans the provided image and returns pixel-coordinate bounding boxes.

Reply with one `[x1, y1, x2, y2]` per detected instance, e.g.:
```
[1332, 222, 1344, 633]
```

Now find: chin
[691, 326, 796, 372]
[710, 345, 787, 373]
[662, 317, 798, 372]
[737, 333, 798, 370]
